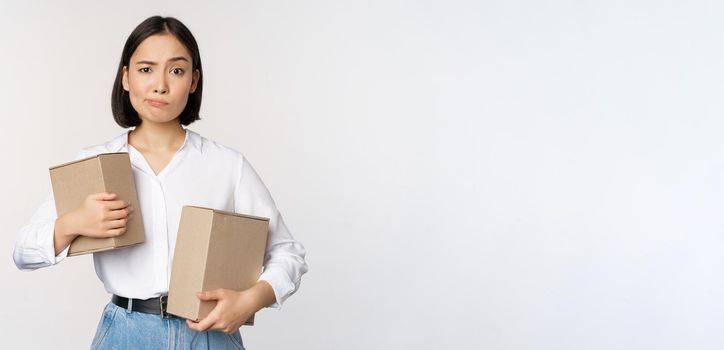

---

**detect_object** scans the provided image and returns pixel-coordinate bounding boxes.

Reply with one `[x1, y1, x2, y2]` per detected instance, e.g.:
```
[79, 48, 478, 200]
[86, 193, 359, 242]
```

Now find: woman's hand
[186, 281, 276, 334]
[53, 192, 134, 256]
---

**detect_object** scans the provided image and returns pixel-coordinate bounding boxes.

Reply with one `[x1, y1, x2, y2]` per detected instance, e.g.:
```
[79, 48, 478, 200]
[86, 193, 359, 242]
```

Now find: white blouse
[13, 128, 308, 309]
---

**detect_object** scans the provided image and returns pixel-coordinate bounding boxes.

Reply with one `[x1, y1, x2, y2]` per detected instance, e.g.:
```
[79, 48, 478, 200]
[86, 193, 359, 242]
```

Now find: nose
[154, 74, 168, 94]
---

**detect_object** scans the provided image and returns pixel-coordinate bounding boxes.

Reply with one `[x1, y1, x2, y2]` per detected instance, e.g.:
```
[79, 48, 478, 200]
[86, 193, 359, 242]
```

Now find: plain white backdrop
[2, 0, 723, 349]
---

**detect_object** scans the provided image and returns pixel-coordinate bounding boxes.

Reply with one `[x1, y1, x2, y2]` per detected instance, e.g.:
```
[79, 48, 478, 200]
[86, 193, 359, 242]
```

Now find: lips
[147, 99, 169, 107]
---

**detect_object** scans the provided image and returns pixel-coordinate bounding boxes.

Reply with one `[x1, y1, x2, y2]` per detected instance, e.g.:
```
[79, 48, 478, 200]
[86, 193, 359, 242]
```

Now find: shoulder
[193, 131, 241, 157]
[190, 129, 246, 164]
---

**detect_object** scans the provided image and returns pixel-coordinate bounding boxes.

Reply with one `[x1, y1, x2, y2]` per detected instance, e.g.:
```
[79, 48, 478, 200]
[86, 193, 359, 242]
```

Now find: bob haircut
[111, 16, 203, 128]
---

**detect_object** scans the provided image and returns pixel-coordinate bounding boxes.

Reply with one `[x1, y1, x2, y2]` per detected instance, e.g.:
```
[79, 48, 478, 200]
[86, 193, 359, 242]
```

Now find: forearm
[53, 215, 78, 256]
[249, 280, 276, 311]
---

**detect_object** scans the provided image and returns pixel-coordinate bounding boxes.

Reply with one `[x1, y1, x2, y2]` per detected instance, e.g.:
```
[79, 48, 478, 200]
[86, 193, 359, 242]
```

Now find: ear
[122, 66, 129, 92]
[190, 69, 200, 94]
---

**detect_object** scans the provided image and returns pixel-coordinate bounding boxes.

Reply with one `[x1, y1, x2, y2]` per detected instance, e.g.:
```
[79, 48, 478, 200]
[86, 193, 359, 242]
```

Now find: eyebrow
[135, 56, 190, 65]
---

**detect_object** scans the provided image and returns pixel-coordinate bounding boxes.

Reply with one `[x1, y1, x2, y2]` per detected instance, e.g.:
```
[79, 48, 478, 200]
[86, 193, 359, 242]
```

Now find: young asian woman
[13, 15, 308, 350]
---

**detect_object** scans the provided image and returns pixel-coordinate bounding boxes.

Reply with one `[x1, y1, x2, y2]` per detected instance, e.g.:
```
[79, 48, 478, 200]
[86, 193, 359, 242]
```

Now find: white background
[1, 1, 723, 349]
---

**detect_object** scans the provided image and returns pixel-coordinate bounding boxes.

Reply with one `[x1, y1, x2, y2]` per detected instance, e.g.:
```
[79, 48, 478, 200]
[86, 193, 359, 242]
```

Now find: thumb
[197, 289, 223, 301]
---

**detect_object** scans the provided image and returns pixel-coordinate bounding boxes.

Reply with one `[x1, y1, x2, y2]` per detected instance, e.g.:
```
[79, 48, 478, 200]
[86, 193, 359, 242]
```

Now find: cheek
[172, 79, 193, 96]
[127, 77, 148, 96]
[176, 76, 193, 89]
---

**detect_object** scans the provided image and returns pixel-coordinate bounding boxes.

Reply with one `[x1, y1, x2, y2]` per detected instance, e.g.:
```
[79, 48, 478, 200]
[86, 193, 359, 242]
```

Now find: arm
[53, 214, 80, 256]
[13, 191, 70, 271]
[13, 149, 88, 270]
[14, 191, 134, 271]
[235, 155, 308, 308]
[187, 154, 308, 333]
[14, 149, 134, 270]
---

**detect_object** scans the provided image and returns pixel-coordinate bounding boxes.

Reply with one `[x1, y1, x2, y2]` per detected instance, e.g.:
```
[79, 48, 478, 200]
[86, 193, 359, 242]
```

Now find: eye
[139, 67, 151, 73]
[171, 68, 185, 75]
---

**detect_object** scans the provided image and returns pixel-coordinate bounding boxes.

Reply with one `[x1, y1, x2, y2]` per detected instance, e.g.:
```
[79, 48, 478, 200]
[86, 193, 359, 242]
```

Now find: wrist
[56, 213, 80, 240]
[250, 280, 275, 310]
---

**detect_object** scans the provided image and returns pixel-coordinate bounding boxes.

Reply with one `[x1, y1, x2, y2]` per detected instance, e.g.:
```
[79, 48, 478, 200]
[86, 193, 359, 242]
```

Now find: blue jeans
[90, 301, 245, 350]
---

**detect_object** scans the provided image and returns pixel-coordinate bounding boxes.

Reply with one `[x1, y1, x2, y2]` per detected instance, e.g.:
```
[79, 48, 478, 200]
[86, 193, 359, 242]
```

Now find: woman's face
[122, 33, 200, 125]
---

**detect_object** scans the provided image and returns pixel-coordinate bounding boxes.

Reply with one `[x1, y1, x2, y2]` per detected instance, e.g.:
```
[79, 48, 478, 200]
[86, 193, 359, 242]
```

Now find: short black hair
[111, 16, 203, 128]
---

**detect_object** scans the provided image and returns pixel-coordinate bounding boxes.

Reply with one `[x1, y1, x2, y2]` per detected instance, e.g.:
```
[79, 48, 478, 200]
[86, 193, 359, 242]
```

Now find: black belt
[111, 294, 176, 319]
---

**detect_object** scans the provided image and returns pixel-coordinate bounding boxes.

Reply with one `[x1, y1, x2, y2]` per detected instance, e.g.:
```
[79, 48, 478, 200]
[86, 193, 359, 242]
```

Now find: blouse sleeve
[233, 154, 309, 309]
[12, 149, 91, 271]
[12, 190, 71, 271]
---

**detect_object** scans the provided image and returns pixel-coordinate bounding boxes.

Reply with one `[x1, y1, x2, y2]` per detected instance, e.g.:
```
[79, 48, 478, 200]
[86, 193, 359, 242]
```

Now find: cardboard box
[167, 206, 269, 325]
[49, 152, 145, 256]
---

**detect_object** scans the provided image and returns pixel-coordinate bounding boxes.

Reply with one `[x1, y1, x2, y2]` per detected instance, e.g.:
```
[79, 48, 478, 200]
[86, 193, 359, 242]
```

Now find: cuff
[258, 267, 297, 309]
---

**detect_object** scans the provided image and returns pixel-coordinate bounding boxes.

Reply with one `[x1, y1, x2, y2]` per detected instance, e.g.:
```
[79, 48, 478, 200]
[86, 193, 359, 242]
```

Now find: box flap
[182, 205, 270, 222]
[49, 152, 129, 170]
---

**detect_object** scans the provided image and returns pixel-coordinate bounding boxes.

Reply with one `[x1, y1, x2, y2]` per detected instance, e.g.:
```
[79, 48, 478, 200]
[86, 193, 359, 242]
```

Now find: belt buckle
[160, 295, 173, 319]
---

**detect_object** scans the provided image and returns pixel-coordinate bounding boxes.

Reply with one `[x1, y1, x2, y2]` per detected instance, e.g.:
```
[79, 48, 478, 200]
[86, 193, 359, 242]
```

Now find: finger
[197, 289, 224, 301]
[104, 227, 126, 237]
[107, 207, 133, 220]
[190, 314, 216, 332]
[91, 192, 117, 201]
[187, 299, 226, 332]
[105, 218, 129, 229]
[187, 320, 214, 333]
[104, 199, 131, 210]
[187, 320, 202, 332]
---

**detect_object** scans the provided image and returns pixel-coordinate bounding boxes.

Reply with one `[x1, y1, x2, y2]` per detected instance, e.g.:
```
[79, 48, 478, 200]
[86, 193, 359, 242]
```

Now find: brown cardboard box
[167, 206, 269, 325]
[49, 152, 145, 256]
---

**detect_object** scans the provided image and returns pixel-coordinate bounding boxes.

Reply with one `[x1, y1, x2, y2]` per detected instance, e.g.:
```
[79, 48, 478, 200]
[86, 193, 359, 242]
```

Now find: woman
[13, 16, 308, 349]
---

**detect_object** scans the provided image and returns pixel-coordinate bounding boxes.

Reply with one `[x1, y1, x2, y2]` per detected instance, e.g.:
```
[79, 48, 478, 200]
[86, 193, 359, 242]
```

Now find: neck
[129, 121, 186, 152]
